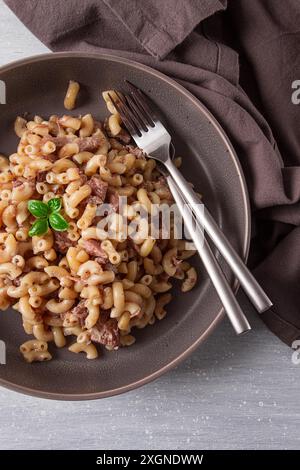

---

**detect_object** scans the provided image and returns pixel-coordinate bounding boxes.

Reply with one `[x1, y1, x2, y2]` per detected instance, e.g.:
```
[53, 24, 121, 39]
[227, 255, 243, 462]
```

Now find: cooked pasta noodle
[1, 90, 197, 364]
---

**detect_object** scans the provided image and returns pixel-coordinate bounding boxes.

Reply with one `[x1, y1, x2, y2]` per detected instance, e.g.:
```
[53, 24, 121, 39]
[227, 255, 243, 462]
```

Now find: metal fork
[160, 165, 251, 334]
[109, 85, 272, 321]
[110, 90, 251, 335]
[109, 87, 252, 334]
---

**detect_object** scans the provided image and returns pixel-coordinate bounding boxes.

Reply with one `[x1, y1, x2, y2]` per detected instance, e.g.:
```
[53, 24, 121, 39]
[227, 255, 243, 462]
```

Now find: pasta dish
[0, 82, 197, 363]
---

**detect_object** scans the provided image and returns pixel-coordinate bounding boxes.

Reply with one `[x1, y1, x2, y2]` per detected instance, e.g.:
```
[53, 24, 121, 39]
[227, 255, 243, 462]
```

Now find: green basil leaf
[28, 200, 49, 218]
[49, 212, 69, 232]
[28, 218, 49, 237]
[47, 198, 62, 213]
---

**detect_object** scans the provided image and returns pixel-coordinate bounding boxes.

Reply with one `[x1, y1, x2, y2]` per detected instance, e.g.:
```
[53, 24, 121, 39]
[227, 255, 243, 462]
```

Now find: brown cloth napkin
[4, 0, 300, 346]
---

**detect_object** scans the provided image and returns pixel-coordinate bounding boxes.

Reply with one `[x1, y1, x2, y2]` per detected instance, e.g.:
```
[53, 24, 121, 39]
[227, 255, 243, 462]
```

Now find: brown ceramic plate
[0, 52, 250, 400]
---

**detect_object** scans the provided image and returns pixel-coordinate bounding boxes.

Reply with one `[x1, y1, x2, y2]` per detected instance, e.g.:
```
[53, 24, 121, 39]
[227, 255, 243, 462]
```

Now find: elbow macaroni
[0, 97, 197, 364]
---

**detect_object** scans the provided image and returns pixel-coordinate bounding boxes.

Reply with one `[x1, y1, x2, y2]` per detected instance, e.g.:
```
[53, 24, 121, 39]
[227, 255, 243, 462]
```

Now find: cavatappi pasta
[0, 85, 197, 363]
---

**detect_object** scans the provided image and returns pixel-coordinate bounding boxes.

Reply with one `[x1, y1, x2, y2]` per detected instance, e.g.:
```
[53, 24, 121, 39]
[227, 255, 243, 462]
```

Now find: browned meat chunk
[95, 255, 108, 266]
[115, 128, 131, 144]
[12, 179, 24, 188]
[77, 136, 102, 152]
[104, 117, 130, 144]
[43, 153, 57, 162]
[103, 262, 119, 273]
[87, 176, 108, 205]
[108, 192, 119, 212]
[81, 239, 108, 261]
[65, 300, 89, 326]
[40, 135, 71, 148]
[125, 145, 146, 159]
[12, 180, 36, 199]
[153, 176, 173, 200]
[141, 181, 153, 192]
[36, 171, 48, 182]
[78, 171, 88, 185]
[40, 135, 103, 153]
[11, 276, 21, 287]
[90, 312, 120, 348]
[53, 231, 75, 254]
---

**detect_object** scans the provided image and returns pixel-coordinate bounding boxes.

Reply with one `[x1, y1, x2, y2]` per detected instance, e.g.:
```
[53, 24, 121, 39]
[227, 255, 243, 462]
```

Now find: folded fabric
[4, 0, 300, 346]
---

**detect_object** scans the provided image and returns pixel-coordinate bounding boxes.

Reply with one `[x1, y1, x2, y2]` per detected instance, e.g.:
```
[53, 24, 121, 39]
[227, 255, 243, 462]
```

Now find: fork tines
[107, 91, 135, 136]
[125, 81, 156, 126]
[109, 82, 156, 137]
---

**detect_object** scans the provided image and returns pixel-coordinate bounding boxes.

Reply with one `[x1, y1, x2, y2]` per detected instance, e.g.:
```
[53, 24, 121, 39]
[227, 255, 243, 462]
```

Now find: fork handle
[167, 177, 251, 335]
[165, 159, 272, 313]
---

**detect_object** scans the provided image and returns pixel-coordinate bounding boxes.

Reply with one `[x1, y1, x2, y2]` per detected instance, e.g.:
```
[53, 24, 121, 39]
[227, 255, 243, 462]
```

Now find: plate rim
[0, 51, 251, 400]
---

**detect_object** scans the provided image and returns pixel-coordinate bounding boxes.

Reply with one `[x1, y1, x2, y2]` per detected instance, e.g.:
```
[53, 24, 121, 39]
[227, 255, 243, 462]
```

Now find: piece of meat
[12, 179, 35, 195]
[86, 196, 101, 206]
[40, 135, 103, 153]
[46, 289, 59, 300]
[104, 262, 119, 274]
[87, 176, 108, 205]
[51, 185, 64, 195]
[127, 247, 136, 259]
[92, 215, 103, 226]
[12, 179, 24, 188]
[93, 120, 103, 131]
[90, 312, 120, 348]
[104, 118, 130, 144]
[159, 272, 170, 282]
[154, 175, 167, 186]
[108, 138, 124, 151]
[94, 256, 108, 266]
[172, 256, 182, 268]
[141, 181, 154, 192]
[30, 313, 43, 324]
[71, 300, 88, 327]
[127, 239, 140, 254]
[82, 239, 108, 261]
[43, 153, 57, 163]
[108, 192, 119, 213]
[53, 231, 75, 254]
[126, 145, 146, 159]
[36, 171, 48, 182]
[77, 136, 102, 152]
[40, 135, 71, 148]
[11, 276, 21, 287]
[78, 171, 88, 185]
[115, 128, 131, 144]
[153, 176, 173, 200]
[61, 300, 88, 327]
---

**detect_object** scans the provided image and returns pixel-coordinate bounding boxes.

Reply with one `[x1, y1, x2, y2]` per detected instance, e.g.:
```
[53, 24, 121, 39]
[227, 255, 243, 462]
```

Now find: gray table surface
[0, 0, 299, 451]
